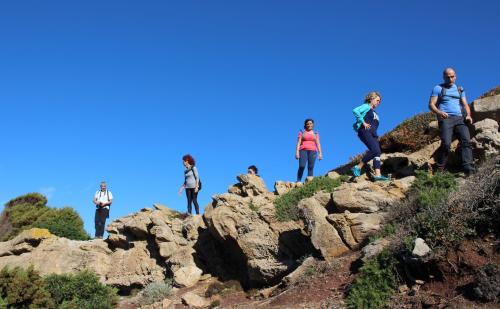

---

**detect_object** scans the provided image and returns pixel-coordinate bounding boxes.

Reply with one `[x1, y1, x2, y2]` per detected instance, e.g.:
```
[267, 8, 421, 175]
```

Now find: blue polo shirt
[430, 84, 466, 117]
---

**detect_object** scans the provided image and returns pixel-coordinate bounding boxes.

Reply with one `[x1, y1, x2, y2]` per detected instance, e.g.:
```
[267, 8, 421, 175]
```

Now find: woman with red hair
[178, 154, 201, 215]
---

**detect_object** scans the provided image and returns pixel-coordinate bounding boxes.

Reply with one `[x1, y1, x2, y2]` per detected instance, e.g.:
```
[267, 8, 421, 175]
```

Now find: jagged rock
[274, 181, 303, 195]
[282, 256, 316, 286]
[331, 180, 406, 213]
[105, 241, 165, 288]
[472, 94, 500, 123]
[327, 212, 384, 249]
[0, 228, 53, 257]
[298, 197, 349, 261]
[205, 201, 289, 285]
[361, 238, 390, 262]
[381, 141, 441, 177]
[312, 191, 333, 209]
[412, 238, 431, 257]
[173, 265, 203, 287]
[236, 174, 269, 196]
[107, 208, 153, 241]
[472, 118, 500, 158]
[181, 292, 210, 307]
[327, 171, 341, 179]
[426, 120, 440, 138]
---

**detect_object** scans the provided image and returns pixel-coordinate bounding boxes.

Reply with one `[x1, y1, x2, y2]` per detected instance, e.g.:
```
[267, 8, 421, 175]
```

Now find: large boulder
[472, 94, 500, 124]
[297, 197, 349, 261]
[327, 212, 384, 249]
[331, 179, 411, 213]
[471, 118, 500, 159]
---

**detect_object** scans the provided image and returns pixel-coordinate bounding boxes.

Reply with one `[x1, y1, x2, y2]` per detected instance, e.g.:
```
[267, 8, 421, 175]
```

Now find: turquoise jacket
[352, 103, 371, 131]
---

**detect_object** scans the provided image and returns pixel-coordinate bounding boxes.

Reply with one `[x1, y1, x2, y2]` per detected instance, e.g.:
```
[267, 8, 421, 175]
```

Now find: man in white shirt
[93, 181, 113, 239]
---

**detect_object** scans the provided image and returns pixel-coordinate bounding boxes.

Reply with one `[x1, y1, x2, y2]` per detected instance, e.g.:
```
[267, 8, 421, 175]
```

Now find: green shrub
[346, 251, 398, 309]
[35, 207, 89, 240]
[0, 295, 6, 309]
[2, 193, 89, 241]
[275, 176, 345, 221]
[0, 266, 55, 309]
[139, 280, 173, 306]
[44, 271, 118, 309]
[379, 112, 437, 153]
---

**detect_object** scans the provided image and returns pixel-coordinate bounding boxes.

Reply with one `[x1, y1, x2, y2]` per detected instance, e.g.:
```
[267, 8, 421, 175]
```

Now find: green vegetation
[274, 176, 346, 221]
[0, 266, 118, 309]
[248, 202, 259, 212]
[2, 193, 89, 241]
[379, 112, 437, 154]
[346, 250, 398, 309]
[0, 266, 55, 309]
[44, 271, 118, 309]
[139, 280, 173, 306]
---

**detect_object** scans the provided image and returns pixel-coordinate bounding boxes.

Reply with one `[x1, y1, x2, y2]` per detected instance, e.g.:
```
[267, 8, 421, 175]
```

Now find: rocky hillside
[0, 90, 498, 308]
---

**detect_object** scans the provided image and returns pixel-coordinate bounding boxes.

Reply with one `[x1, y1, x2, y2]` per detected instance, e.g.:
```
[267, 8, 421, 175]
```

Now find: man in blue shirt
[428, 68, 475, 175]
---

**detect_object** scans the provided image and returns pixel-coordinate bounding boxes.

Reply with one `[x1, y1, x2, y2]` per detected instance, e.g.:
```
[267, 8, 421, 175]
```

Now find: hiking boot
[373, 175, 390, 181]
[351, 166, 361, 177]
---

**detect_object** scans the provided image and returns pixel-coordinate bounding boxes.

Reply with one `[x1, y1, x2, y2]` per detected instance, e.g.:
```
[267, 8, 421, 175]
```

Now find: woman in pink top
[295, 118, 323, 182]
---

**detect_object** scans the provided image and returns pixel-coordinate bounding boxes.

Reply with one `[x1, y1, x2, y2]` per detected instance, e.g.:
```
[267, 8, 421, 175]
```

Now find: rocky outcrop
[471, 118, 500, 159]
[472, 94, 500, 124]
[205, 175, 314, 287]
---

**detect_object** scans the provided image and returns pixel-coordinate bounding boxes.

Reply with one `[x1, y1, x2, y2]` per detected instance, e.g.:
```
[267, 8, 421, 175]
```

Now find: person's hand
[178, 188, 183, 196]
[318, 153, 323, 160]
[195, 187, 199, 193]
[465, 115, 473, 124]
[295, 152, 300, 160]
[439, 111, 449, 119]
[363, 122, 371, 130]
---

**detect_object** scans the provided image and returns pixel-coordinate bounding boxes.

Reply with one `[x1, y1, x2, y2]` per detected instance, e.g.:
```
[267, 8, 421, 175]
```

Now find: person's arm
[428, 96, 448, 119]
[93, 192, 100, 206]
[193, 167, 200, 192]
[353, 104, 371, 129]
[295, 133, 302, 159]
[461, 96, 473, 123]
[315, 133, 323, 160]
[178, 184, 186, 195]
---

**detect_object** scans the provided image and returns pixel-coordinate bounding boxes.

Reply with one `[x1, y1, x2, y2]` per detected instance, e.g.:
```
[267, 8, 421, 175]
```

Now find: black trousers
[95, 207, 109, 238]
[185, 188, 200, 215]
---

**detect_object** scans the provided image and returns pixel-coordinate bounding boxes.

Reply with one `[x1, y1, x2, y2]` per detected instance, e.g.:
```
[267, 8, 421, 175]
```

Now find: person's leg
[436, 118, 454, 171]
[454, 118, 474, 173]
[297, 149, 308, 182]
[193, 191, 200, 215]
[94, 208, 106, 238]
[185, 188, 194, 214]
[307, 150, 317, 177]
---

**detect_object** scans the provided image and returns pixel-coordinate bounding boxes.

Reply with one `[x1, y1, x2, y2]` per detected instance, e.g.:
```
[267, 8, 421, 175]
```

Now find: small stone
[412, 238, 431, 257]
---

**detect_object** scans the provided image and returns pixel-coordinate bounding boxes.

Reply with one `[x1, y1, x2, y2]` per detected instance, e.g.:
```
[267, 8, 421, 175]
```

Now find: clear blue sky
[1, 1, 499, 236]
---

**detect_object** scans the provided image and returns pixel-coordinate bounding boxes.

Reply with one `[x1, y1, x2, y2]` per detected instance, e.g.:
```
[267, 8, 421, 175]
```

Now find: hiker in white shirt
[93, 181, 113, 239]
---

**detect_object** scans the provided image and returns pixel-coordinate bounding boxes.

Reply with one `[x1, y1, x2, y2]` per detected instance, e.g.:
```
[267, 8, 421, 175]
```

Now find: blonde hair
[364, 91, 382, 103]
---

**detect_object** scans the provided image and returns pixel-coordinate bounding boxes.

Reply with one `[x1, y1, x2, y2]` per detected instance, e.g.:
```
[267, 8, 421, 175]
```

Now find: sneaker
[373, 175, 390, 181]
[351, 166, 361, 177]
[464, 167, 477, 177]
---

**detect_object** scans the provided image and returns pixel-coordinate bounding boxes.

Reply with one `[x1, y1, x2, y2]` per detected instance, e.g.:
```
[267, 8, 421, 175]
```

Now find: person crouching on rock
[295, 118, 323, 182]
[247, 165, 258, 176]
[351, 91, 390, 181]
[178, 154, 200, 215]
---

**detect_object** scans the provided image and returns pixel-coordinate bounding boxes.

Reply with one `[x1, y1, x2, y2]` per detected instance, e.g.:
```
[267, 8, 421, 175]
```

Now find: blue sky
[1, 1, 499, 237]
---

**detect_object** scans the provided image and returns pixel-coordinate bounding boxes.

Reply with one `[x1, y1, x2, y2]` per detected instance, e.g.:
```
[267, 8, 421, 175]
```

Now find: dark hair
[303, 118, 314, 129]
[182, 154, 195, 166]
[248, 165, 258, 174]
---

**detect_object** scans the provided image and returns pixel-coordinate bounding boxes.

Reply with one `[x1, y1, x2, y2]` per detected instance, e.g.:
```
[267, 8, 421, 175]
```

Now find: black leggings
[185, 188, 200, 214]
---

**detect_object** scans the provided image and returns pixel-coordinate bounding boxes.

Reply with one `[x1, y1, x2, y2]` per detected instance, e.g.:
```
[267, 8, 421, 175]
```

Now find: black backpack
[187, 168, 202, 191]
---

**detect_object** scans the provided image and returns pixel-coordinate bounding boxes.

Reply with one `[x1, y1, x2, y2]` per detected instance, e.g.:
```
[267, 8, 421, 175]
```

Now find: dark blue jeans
[358, 129, 382, 169]
[297, 150, 317, 181]
[95, 207, 109, 238]
[437, 116, 473, 171]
